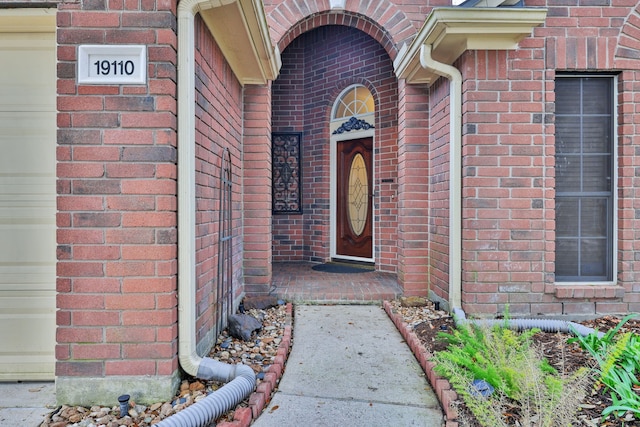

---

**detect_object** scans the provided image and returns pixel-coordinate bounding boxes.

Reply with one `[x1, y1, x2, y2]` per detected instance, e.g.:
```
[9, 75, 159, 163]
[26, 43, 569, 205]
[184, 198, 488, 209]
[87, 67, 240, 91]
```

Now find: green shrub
[433, 318, 589, 427]
[569, 314, 640, 420]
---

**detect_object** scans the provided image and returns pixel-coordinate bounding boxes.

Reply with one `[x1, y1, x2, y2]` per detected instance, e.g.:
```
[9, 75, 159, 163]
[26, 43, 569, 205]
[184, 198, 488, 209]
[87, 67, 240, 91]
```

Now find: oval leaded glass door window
[347, 153, 368, 236]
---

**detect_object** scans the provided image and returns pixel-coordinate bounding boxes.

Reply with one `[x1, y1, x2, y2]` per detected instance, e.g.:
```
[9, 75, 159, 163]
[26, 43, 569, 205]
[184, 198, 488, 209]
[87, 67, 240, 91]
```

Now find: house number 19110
[93, 60, 135, 76]
[78, 45, 147, 85]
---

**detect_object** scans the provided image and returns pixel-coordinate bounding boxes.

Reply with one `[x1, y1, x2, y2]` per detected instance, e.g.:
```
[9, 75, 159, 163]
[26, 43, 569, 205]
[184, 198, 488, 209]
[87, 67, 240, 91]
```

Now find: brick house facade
[0, 0, 639, 406]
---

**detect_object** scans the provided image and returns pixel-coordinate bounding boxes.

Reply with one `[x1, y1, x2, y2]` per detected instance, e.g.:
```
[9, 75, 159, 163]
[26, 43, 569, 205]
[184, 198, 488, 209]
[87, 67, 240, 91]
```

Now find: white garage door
[0, 10, 56, 380]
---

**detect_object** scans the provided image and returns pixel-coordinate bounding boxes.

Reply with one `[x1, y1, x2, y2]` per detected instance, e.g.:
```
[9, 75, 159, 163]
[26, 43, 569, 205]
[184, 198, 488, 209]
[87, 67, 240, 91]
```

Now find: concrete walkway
[2, 305, 444, 426]
[0, 381, 55, 427]
[252, 305, 444, 426]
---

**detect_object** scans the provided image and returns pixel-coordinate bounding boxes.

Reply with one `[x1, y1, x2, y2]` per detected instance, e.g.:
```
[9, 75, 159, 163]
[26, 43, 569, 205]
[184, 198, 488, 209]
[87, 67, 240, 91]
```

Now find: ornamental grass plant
[432, 315, 591, 427]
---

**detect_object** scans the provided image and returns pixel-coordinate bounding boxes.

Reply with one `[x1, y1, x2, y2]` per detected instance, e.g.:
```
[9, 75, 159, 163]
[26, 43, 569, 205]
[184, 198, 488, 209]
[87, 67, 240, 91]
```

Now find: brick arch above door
[270, 24, 399, 270]
[616, 7, 640, 66]
[266, 0, 418, 61]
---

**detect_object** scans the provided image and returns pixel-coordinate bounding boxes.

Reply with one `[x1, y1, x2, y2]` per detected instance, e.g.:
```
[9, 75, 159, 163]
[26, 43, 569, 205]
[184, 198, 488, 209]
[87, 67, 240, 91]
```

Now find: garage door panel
[0, 270, 53, 293]
[0, 191, 55, 210]
[0, 35, 55, 113]
[0, 14, 55, 380]
[0, 291, 56, 380]
[0, 225, 54, 267]
[0, 113, 55, 173]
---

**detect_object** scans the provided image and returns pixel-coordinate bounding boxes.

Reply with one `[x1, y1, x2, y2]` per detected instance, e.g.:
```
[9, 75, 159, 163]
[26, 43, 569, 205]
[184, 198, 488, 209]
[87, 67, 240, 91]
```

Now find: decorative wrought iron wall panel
[272, 132, 302, 214]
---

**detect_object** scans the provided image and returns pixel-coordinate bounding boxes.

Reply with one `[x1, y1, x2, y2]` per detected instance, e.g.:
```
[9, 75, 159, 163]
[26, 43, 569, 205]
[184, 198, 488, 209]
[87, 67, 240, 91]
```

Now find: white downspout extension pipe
[419, 44, 463, 313]
[159, 1, 256, 426]
[418, 45, 604, 338]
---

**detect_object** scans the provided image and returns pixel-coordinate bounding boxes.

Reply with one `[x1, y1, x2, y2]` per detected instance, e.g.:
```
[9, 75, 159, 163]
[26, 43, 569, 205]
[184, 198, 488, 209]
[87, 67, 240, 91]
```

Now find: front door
[336, 138, 373, 259]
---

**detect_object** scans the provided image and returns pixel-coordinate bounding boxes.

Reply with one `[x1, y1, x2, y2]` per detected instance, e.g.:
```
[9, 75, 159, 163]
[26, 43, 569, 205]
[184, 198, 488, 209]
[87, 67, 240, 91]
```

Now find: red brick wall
[263, 0, 445, 59]
[460, 49, 545, 316]
[193, 16, 244, 346]
[457, 1, 640, 317]
[271, 40, 304, 261]
[425, 76, 452, 303]
[243, 84, 273, 293]
[396, 81, 431, 296]
[56, 2, 179, 380]
[617, 69, 640, 315]
[271, 25, 399, 271]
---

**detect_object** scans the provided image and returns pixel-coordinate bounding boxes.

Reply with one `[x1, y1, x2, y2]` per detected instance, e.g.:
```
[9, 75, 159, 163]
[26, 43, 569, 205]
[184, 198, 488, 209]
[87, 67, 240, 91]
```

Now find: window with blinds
[554, 76, 615, 282]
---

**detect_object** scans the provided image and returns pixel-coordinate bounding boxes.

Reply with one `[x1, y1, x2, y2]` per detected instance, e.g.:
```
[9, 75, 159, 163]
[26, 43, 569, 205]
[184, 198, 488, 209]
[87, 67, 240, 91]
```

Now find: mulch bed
[413, 314, 640, 427]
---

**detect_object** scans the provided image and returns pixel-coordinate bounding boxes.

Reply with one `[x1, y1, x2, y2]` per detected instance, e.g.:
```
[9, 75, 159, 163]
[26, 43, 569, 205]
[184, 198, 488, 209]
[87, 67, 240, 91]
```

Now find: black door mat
[311, 262, 374, 274]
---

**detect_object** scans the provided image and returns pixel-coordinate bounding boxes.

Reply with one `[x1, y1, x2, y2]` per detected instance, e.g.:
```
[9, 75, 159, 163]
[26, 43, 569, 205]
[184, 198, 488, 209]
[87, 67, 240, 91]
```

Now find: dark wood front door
[336, 137, 373, 258]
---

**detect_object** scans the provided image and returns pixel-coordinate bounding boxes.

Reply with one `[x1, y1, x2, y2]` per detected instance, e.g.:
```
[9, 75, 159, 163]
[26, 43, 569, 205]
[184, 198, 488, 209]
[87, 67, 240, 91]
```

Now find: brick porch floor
[269, 262, 403, 303]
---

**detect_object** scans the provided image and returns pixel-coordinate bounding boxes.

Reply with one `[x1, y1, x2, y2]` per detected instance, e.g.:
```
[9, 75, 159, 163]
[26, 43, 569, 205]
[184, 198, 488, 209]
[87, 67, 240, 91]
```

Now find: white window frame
[554, 74, 618, 286]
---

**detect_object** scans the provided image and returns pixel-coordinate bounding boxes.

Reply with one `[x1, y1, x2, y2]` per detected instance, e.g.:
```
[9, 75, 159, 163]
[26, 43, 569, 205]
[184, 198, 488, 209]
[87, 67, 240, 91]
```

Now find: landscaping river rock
[39, 299, 639, 427]
[40, 303, 289, 427]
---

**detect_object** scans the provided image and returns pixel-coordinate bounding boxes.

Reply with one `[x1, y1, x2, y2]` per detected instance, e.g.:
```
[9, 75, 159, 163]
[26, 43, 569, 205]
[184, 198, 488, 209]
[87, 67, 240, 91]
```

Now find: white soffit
[394, 7, 547, 84]
[198, 0, 280, 85]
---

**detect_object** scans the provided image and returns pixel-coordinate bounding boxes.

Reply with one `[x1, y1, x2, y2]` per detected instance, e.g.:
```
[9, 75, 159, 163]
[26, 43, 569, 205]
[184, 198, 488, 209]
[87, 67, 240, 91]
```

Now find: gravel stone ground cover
[40, 300, 640, 427]
[40, 303, 290, 427]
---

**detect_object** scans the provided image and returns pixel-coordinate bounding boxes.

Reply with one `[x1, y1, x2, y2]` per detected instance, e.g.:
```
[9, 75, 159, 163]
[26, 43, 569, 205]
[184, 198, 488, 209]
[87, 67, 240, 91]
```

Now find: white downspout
[177, 0, 200, 378]
[165, 2, 255, 425]
[419, 44, 463, 312]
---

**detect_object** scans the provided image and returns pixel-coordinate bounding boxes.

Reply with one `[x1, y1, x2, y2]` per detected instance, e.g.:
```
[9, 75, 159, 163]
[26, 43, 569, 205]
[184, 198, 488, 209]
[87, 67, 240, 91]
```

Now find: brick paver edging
[382, 301, 459, 427]
[217, 302, 293, 427]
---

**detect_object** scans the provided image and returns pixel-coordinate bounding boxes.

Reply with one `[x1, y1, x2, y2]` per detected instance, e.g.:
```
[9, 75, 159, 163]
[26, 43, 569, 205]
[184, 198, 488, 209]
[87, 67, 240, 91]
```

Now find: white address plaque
[78, 45, 147, 85]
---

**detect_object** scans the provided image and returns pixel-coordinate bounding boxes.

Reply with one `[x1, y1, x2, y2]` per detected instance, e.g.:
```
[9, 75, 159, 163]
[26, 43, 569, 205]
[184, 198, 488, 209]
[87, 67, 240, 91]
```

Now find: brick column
[396, 80, 431, 296]
[243, 84, 273, 293]
[56, 3, 179, 405]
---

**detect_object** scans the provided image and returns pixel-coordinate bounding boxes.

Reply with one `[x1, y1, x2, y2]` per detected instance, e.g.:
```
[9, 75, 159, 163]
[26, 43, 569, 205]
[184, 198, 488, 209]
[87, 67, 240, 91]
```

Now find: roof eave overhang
[394, 7, 548, 85]
[197, 0, 281, 85]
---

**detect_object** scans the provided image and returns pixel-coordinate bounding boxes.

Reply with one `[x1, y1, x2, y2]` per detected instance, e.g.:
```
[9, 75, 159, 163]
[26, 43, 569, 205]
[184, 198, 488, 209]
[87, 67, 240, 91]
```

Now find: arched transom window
[332, 85, 374, 120]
